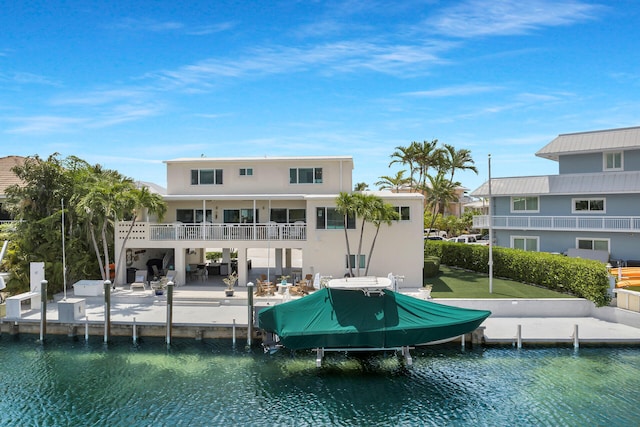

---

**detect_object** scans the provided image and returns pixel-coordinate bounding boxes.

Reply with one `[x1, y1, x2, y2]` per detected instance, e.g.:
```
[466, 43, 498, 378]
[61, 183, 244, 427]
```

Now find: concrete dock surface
[4, 281, 640, 346]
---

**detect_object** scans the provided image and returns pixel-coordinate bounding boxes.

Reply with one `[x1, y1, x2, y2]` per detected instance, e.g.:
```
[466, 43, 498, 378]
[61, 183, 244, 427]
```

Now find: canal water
[1, 335, 638, 426]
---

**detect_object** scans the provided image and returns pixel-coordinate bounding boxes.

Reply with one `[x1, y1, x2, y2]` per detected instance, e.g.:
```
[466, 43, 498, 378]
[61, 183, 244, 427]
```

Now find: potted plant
[223, 271, 238, 297]
[152, 279, 167, 296]
[278, 275, 290, 285]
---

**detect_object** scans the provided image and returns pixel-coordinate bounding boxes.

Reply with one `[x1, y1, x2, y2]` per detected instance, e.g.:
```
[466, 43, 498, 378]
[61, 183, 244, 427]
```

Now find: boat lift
[313, 346, 413, 368]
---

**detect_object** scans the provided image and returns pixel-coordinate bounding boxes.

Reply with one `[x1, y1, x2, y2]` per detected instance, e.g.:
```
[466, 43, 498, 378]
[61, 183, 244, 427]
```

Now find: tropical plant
[353, 182, 369, 191]
[374, 170, 411, 192]
[113, 186, 167, 285]
[441, 143, 478, 182]
[223, 271, 238, 290]
[335, 192, 397, 277]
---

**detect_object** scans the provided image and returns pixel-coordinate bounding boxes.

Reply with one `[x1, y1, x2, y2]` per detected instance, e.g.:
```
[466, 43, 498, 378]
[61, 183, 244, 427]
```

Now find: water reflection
[0, 336, 638, 426]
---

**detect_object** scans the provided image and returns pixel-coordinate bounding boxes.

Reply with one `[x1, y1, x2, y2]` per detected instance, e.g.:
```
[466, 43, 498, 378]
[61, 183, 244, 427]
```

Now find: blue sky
[2, 0, 639, 194]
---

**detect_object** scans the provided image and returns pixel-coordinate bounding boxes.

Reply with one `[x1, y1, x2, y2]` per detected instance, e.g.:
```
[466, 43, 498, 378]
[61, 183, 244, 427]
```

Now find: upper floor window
[239, 168, 253, 176]
[511, 236, 539, 251]
[316, 207, 355, 229]
[191, 169, 223, 185]
[572, 198, 605, 213]
[290, 167, 323, 184]
[511, 196, 539, 213]
[394, 206, 410, 221]
[603, 152, 623, 171]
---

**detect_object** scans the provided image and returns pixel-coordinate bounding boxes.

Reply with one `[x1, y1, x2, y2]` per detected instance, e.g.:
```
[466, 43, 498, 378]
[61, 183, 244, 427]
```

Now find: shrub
[424, 256, 440, 279]
[424, 240, 610, 306]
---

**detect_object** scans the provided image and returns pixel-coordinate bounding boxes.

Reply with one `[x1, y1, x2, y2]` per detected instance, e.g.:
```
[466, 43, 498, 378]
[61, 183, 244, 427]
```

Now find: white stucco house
[471, 126, 640, 264]
[114, 156, 425, 289]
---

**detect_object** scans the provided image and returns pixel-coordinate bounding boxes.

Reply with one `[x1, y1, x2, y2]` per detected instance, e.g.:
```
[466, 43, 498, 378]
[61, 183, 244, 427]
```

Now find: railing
[141, 222, 307, 242]
[473, 215, 640, 232]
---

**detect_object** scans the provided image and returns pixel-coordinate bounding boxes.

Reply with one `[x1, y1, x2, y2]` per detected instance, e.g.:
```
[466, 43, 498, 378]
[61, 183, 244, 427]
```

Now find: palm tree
[364, 202, 399, 275]
[389, 144, 418, 192]
[75, 166, 134, 281]
[442, 144, 478, 182]
[335, 192, 357, 277]
[412, 139, 439, 191]
[113, 185, 167, 285]
[353, 193, 380, 276]
[374, 170, 411, 192]
[354, 182, 369, 191]
[424, 172, 460, 235]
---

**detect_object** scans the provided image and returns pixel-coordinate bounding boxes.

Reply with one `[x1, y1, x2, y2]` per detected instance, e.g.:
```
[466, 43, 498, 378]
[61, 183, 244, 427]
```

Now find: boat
[258, 276, 491, 366]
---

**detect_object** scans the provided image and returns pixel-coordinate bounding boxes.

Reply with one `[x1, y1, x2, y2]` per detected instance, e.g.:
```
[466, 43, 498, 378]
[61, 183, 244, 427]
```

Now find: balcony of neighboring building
[473, 215, 640, 233]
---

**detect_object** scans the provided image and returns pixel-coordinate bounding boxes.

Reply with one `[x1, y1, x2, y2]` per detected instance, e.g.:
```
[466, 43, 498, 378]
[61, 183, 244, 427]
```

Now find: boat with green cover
[258, 284, 491, 351]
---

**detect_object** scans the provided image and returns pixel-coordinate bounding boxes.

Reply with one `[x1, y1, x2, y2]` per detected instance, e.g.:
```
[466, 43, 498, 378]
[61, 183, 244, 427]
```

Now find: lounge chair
[131, 270, 148, 291]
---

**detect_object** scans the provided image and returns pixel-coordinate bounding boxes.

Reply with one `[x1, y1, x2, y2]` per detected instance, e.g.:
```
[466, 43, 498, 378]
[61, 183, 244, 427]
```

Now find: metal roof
[471, 170, 640, 197]
[536, 126, 640, 161]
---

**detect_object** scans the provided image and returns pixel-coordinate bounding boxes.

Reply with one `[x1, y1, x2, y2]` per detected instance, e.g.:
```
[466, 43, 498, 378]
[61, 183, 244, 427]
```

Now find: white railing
[473, 215, 640, 232]
[119, 222, 307, 242]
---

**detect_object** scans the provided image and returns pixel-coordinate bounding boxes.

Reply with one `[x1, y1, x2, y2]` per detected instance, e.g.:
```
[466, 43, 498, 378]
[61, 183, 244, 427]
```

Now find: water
[1, 336, 639, 427]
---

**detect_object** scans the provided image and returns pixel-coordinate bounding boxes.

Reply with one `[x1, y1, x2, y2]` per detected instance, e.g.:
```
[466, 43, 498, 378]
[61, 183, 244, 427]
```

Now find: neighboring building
[0, 156, 25, 222]
[115, 156, 425, 288]
[471, 126, 640, 263]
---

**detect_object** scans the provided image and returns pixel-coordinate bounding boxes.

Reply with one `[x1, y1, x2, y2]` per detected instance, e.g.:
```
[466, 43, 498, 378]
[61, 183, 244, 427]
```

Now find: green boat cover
[258, 288, 491, 350]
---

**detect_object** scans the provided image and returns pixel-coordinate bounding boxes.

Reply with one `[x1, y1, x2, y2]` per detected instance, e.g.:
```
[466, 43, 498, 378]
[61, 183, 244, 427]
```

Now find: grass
[426, 265, 576, 299]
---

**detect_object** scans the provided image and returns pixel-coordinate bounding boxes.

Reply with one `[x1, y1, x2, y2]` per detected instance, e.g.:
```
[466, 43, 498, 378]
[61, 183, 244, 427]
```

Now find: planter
[155, 289, 164, 296]
[225, 289, 235, 297]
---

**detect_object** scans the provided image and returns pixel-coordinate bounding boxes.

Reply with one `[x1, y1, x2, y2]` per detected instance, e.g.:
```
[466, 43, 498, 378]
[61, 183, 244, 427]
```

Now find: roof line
[558, 125, 640, 137]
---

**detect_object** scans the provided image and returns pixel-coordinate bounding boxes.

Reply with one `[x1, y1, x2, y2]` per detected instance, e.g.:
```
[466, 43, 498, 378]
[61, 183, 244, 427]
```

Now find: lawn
[426, 265, 576, 299]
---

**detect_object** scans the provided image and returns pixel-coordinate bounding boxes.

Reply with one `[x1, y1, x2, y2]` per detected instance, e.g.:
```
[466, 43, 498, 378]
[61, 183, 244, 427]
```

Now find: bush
[424, 240, 610, 306]
[424, 256, 440, 279]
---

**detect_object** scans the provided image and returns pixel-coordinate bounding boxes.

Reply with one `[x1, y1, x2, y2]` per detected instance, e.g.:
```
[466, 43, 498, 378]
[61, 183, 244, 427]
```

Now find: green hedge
[424, 256, 440, 279]
[424, 241, 611, 306]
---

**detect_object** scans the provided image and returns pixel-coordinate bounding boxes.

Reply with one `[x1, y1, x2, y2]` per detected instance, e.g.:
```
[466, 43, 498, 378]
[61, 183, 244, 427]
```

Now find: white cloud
[426, 0, 603, 38]
[404, 84, 502, 97]
[6, 116, 88, 135]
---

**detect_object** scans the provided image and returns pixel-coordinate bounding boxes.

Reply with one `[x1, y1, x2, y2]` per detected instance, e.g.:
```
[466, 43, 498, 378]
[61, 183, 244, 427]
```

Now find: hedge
[424, 241, 611, 306]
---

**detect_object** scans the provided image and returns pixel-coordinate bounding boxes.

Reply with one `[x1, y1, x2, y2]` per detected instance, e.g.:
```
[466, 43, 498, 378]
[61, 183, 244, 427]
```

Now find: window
[271, 208, 306, 223]
[176, 209, 213, 223]
[316, 207, 355, 229]
[511, 236, 539, 251]
[394, 206, 410, 221]
[511, 196, 539, 213]
[577, 238, 609, 252]
[346, 254, 366, 269]
[573, 198, 605, 213]
[191, 169, 223, 185]
[239, 168, 253, 176]
[290, 167, 323, 184]
[603, 152, 623, 171]
[224, 209, 259, 223]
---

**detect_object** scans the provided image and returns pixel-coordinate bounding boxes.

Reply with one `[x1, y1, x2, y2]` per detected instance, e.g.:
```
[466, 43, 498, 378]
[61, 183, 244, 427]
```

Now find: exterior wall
[559, 149, 640, 174]
[166, 157, 353, 195]
[558, 153, 601, 174]
[304, 195, 424, 287]
[494, 229, 640, 262]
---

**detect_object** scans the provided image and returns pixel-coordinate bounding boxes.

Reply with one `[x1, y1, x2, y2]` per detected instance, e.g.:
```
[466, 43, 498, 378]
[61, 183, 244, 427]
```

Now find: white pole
[62, 199, 67, 301]
[488, 154, 494, 294]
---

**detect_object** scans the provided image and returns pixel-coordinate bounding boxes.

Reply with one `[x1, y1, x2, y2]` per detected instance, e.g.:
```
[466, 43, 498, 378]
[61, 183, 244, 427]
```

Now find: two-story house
[471, 126, 640, 264]
[115, 156, 424, 288]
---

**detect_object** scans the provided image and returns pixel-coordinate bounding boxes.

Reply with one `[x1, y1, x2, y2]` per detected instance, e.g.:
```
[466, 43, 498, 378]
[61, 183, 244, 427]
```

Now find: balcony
[473, 215, 640, 233]
[117, 221, 307, 242]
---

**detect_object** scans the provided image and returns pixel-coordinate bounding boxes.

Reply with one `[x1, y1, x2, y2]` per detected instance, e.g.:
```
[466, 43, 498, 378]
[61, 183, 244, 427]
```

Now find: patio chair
[131, 270, 147, 291]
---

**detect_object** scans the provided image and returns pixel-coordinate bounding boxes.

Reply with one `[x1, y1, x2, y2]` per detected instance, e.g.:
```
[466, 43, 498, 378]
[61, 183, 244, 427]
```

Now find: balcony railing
[118, 222, 307, 242]
[473, 215, 640, 233]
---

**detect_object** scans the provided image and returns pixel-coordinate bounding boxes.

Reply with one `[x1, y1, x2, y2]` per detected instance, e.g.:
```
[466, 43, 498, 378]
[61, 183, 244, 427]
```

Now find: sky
[2, 0, 640, 194]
